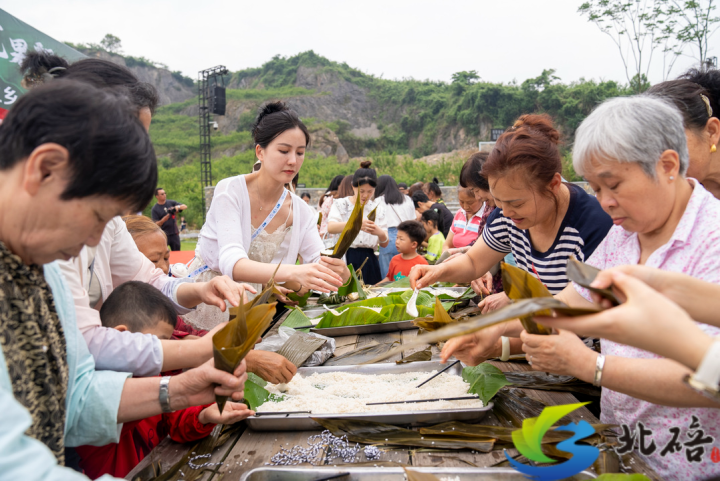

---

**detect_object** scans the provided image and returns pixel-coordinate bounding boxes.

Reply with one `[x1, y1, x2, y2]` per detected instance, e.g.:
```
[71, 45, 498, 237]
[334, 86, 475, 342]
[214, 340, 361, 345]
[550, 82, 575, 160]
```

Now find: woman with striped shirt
[409, 114, 612, 354]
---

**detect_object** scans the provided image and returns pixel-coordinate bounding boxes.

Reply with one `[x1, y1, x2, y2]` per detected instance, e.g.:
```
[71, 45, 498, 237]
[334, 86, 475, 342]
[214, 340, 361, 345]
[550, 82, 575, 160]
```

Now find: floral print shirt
[575, 180, 720, 481]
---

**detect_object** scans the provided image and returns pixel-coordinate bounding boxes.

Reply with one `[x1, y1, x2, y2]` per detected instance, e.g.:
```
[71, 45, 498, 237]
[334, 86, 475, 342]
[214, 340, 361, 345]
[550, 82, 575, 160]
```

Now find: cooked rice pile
[257, 371, 483, 414]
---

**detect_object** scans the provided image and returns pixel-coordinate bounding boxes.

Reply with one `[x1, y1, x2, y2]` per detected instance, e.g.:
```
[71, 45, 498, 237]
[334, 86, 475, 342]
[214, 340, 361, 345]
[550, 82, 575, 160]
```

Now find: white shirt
[57, 217, 193, 377]
[328, 197, 388, 249]
[377, 195, 416, 229]
[197, 174, 325, 277]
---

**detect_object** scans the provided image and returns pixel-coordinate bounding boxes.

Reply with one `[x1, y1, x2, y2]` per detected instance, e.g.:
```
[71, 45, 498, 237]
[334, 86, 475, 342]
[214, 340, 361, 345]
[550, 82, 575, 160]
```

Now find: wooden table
[127, 318, 661, 480]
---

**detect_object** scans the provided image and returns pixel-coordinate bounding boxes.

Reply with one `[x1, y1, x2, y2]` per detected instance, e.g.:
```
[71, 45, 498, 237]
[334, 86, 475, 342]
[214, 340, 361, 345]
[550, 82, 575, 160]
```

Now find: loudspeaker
[210, 86, 226, 115]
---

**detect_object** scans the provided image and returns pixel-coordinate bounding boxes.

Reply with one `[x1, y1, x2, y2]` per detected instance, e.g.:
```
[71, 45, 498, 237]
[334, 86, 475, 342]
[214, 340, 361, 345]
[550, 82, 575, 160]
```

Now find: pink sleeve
[573, 231, 611, 302]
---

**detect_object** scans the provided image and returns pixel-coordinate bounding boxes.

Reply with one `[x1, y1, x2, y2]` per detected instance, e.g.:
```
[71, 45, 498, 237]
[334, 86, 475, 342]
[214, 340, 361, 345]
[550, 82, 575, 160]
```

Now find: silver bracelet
[593, 353, 606, 387]
[159, 376, 173, 413]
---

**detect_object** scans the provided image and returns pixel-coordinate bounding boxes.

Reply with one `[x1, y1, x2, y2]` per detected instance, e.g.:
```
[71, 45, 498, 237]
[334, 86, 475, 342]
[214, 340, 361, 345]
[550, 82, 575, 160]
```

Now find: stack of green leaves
[313, 289, 445, 329]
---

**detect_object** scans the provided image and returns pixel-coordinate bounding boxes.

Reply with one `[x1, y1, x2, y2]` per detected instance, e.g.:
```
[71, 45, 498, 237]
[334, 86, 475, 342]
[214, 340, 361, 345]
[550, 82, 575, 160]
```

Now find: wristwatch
[159, 376, 173, 413]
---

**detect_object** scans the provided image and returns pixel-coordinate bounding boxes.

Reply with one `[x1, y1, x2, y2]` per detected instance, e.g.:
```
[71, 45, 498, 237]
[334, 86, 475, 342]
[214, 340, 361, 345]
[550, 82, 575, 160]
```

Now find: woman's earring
[669, 176, 675, 180]
[712, 144, 717, 153]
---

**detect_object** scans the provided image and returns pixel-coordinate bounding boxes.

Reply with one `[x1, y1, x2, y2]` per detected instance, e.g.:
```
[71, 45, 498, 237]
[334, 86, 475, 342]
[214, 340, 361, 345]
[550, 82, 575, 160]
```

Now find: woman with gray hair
[521, 95, 720, 481]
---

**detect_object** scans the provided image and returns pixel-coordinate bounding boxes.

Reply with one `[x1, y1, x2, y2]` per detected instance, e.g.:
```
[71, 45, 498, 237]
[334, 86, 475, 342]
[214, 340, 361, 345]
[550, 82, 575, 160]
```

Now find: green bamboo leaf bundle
[212, 300, 276, 413]
[326, 194, 364, 259]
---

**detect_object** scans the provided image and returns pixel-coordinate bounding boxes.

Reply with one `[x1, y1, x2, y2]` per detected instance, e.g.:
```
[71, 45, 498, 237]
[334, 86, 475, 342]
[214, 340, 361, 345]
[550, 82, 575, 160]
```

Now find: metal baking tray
[310, 320, 417, 337]
[246, 361, 492, 431]
[239, 467, 597, 481]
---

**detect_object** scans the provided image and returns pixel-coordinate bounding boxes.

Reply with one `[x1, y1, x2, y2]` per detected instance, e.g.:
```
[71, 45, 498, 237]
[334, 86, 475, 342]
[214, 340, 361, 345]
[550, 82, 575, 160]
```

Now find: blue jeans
[379, 227, 398, 279]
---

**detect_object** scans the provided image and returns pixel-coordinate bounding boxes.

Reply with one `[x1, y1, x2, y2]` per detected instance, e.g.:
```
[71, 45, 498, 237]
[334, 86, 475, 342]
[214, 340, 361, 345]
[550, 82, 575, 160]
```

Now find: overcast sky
[4, 0, 715, 86]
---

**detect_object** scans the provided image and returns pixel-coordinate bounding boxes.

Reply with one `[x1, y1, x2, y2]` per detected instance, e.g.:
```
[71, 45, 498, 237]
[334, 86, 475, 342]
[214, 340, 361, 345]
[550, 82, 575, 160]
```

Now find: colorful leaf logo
[507, 402, 600, 481]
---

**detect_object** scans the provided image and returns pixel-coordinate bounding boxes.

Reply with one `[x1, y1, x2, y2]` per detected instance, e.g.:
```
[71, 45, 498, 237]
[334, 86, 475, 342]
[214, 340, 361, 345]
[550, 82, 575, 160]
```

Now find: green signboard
[0, 9, 84, 113]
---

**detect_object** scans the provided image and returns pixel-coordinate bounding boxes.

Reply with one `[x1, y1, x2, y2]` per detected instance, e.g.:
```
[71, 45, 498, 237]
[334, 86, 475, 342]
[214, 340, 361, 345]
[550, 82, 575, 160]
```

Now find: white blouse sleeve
[297, 204, 325, 265]
[211, 182, 250, 278]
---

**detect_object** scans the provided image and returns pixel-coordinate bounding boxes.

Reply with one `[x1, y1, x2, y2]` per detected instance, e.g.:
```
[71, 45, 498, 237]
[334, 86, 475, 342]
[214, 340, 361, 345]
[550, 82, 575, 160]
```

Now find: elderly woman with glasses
[518, 96, 720, 481]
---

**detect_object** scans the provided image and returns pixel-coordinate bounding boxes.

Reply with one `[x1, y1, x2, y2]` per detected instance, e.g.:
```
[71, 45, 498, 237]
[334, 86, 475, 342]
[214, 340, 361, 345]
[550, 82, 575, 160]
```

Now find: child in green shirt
[421, 209, 445, 264]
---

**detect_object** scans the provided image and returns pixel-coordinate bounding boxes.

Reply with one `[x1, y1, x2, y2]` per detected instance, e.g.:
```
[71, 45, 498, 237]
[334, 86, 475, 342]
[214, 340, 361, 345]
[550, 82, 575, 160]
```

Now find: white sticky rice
[257, 370, 483, 414]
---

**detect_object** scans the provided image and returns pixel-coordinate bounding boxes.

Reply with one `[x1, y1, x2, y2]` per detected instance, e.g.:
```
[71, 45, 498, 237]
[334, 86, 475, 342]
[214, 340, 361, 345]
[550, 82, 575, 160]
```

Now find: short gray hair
[573, 96, 689, 179]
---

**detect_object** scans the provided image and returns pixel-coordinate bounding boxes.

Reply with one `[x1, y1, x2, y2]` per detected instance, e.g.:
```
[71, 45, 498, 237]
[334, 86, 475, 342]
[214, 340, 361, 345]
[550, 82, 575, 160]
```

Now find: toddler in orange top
[379, 220, 428, 284]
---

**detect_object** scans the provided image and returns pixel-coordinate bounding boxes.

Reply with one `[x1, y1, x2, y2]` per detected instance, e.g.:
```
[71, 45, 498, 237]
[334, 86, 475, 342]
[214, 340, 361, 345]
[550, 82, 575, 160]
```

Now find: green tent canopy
[0, 8, 84, 117]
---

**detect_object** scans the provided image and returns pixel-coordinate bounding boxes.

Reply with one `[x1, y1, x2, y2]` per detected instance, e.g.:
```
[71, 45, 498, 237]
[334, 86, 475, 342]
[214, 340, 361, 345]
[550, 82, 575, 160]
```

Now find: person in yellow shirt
[421, 209, 445, 264]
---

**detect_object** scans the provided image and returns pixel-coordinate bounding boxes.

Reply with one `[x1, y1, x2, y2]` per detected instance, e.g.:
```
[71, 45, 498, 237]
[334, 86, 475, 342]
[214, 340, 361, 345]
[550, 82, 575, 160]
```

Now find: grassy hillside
[146, 52, 634, 228]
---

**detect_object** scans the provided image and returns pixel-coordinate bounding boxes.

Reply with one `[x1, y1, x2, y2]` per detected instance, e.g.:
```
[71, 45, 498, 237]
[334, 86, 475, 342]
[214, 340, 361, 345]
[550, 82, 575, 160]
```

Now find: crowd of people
[1, 48, 719, 481]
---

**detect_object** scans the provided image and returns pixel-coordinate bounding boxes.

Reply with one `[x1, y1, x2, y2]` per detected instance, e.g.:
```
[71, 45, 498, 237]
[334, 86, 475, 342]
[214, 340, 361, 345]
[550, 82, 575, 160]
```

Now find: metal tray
[310, 320, 417, 337]
[246, 361, 492, 431]
[239, 467, 597, 481]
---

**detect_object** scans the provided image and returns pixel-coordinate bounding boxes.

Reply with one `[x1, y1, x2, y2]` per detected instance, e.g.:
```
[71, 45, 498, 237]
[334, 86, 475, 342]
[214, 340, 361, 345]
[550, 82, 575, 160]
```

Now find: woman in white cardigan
[191, 103, 349, 327]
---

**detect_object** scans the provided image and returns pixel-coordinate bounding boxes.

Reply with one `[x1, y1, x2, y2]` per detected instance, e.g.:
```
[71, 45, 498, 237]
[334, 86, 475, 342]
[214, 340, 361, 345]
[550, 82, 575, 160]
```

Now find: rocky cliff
[78, 49, 196, 106]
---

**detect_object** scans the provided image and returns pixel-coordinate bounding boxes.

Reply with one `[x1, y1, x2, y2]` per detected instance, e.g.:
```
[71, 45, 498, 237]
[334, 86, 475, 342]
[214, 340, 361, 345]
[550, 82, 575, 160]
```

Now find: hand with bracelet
[117, 358, 248, 423]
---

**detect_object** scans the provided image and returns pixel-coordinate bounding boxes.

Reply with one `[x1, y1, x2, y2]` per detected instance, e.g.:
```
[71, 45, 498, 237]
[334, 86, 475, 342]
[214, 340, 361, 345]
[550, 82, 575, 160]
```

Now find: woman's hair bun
[513, 114, 560, 145]
[255, 101, 289, 125]
[360, 160, 373, 168]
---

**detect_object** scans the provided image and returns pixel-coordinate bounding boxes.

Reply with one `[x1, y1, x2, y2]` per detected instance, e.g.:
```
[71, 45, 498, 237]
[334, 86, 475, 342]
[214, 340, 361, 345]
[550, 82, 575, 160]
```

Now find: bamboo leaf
[501, 263, 553, 335]
[503, 371, 600, 397]
[367, 297, 599, 363]
[403, 468, 441, 481]
[323, 341, 400, 366]
[595, 475, 651, 481]
[567, 256, 620, 306]
[213, 301, 276, 412]
[328, 194, 365, 259]
[462, 363, 512, 405]
[337, 265, 367, 299]
[413, 297, 455, 331]
[276, 331, 327, 366]
[281, 307, 313, 330]
[396, 347, 432, 364]
[368, 206, 378, 222]
[313, 418, 494, 451]
[314, 306, 387, 328]
[287, 290, 312, 307]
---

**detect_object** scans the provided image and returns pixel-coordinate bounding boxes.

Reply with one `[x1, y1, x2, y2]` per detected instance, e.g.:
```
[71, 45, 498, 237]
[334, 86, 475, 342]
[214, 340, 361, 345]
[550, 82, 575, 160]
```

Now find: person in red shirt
[75, 282, 253, 479]
[380, 221, 429, 283]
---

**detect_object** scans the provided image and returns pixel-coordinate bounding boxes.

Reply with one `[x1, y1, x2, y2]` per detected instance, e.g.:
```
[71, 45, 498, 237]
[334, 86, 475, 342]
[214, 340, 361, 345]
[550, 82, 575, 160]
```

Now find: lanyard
[251, 189, 288, 242]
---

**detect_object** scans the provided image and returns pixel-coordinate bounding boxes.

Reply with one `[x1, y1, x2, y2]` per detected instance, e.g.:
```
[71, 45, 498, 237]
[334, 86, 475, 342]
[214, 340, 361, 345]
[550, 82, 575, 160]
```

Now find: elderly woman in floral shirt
[521, 96, 720, 481]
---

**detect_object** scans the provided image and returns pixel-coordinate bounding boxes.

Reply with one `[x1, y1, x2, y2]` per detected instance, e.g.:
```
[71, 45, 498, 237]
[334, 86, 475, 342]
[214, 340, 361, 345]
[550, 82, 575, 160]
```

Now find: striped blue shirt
[482, 184, 612, 294]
